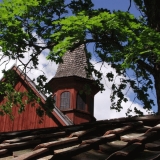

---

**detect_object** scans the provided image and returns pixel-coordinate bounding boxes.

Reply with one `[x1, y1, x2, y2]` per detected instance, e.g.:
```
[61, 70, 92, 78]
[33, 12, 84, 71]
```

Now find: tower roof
[54, 44, 93, 80]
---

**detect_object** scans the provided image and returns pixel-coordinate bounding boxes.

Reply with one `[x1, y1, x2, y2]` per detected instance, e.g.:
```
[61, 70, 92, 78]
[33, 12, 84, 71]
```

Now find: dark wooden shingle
[54, 44, 93, 79]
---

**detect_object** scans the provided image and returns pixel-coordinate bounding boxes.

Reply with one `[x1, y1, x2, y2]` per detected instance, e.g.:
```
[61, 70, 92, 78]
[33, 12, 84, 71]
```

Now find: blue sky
[92, 0, 140, 16]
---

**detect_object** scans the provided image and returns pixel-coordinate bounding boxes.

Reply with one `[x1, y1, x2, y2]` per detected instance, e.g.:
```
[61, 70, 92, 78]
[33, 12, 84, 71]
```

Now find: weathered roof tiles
[1, 115, 160, 160]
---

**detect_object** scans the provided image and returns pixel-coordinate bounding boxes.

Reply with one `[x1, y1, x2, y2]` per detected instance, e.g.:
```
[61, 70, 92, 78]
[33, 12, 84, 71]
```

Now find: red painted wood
[51, 76, 98, 125]
[0, 67, 99, 132]
[63, 110, 95, 125]
[0, 76, 59, 133]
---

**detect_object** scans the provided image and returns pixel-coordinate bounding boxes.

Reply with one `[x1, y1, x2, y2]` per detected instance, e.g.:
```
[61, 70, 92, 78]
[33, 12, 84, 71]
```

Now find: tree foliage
[51, 0, 160, 115]
[0, 0, 160, 117]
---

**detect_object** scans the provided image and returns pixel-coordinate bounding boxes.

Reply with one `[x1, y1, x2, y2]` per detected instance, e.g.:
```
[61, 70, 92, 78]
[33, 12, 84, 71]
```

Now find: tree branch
[128, 0, 132, 12]
[137, 59, 154, 74]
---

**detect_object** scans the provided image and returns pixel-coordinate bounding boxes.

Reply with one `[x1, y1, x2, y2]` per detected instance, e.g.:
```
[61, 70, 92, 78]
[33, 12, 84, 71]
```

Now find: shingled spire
[49, 44, 100, 125]
[54, 44, 92, 79]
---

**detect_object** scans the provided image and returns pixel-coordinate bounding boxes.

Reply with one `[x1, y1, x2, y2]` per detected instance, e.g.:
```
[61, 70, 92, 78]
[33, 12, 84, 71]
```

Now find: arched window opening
[60, 92, 70, 110]
[76, 93, 86, 111]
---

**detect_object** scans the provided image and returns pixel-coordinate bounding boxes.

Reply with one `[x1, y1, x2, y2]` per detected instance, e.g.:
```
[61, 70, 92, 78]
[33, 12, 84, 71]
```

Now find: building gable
[0, 65, 72, 132]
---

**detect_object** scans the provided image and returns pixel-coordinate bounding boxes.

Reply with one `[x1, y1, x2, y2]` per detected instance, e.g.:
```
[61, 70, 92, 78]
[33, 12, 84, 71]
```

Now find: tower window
[76, 93, 86, 111]
[60, 92, 70, 110]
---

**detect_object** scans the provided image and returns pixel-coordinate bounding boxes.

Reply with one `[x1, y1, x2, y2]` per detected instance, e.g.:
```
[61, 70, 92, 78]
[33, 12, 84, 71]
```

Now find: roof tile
[13, 148, 49, 160]
[0, 140, 41, 149]
[106, 142, 143, 160]
[0, 149, 7, 155]
[34, 137, 78, 150]
[146, 143, 160, 151]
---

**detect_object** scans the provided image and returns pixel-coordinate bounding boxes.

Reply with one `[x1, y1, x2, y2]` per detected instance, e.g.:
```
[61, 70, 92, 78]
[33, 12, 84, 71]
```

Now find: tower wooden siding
[53, 87, 95, 124]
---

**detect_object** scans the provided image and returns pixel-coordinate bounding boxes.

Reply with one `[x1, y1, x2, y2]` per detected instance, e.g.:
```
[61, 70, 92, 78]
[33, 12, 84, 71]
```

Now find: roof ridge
[53, 106, 73, 125]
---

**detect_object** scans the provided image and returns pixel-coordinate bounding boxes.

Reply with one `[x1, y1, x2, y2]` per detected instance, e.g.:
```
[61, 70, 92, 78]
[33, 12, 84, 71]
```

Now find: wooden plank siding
[0, 76, 59, 133]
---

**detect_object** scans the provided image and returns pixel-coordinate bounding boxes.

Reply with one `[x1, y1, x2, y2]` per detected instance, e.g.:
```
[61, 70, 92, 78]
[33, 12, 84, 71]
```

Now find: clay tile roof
[1, 115, 160, 160]
[54, 44, 93, 80]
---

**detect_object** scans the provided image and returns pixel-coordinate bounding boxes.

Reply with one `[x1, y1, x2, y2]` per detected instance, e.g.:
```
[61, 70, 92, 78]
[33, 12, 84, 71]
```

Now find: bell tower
[49, 45, 99, 124]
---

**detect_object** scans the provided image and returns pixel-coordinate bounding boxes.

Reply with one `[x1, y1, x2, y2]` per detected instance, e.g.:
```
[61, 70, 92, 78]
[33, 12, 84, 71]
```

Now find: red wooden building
[0, 45, 99, 132]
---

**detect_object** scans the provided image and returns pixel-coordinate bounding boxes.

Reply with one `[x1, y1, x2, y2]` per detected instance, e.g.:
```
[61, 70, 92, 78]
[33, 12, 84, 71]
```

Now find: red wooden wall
[53, 87, 96, 125]
[0, 77, 59, 133]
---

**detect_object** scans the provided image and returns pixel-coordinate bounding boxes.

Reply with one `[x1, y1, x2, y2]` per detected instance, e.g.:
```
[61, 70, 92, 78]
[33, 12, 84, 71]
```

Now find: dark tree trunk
[143, 0, 160, 31]
[153, 64, 160, 114]
[143, 0, 160, 114]
[154, 74, 160, 114]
